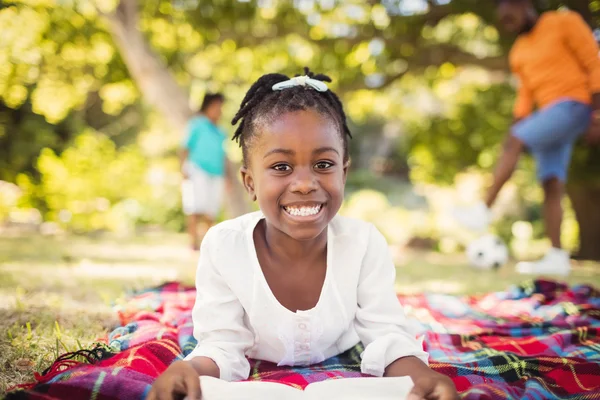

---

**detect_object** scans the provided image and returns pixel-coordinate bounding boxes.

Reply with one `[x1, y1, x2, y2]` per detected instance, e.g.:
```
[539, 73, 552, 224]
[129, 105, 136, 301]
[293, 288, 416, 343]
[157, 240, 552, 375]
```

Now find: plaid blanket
[6, 279, 600, 400]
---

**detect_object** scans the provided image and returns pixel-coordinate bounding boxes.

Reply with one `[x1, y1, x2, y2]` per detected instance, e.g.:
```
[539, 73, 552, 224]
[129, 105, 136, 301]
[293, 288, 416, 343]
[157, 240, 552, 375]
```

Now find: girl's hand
[407, 372, 459, 400]
[148, 360, 201, 400]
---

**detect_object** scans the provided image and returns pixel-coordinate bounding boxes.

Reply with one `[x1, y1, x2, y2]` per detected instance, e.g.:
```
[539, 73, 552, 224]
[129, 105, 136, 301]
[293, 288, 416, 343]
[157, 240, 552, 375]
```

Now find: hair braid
[231, 68, 352, 165]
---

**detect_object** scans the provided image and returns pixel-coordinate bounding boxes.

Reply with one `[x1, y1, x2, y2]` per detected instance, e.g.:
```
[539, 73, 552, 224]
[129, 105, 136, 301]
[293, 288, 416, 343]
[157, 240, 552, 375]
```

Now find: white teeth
[284, 205, 322, 217]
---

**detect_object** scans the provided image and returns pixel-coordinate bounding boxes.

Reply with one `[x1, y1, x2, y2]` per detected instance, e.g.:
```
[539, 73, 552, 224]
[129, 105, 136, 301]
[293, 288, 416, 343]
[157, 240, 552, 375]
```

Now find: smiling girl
[149, 69, 458, 400]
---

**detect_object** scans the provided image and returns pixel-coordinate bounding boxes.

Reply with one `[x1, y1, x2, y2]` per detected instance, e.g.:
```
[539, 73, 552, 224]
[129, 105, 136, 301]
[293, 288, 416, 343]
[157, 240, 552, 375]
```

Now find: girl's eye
[315, 161, 334, 170]
[273, 164, 291, 172]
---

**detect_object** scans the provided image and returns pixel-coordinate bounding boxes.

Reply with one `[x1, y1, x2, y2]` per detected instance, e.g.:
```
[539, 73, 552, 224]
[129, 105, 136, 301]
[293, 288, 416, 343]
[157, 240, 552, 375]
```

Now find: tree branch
[101, 0, 192, 132]
[341, 44, 508, 93]
[414, 44, 508, 72]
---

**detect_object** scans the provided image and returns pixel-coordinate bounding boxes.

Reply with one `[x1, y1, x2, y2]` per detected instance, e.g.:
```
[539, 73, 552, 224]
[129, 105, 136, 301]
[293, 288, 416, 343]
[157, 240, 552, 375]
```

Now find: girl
[149, 70, 458, 400]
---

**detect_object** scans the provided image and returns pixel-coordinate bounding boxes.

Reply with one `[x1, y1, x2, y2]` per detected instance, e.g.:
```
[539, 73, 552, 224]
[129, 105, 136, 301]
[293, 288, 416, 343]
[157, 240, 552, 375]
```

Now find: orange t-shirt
[510, 11, 600, 118]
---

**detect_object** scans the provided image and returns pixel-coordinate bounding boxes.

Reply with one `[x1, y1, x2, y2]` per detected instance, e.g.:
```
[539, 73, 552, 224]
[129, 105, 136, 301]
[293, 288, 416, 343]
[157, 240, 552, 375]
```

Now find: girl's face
[241, 110, 348, 242]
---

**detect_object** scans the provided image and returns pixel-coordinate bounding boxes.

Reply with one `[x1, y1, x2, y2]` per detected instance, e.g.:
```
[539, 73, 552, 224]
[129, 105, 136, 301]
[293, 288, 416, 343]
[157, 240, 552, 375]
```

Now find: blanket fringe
[7, 343, 115, 392]
[41, 343, 115, 376]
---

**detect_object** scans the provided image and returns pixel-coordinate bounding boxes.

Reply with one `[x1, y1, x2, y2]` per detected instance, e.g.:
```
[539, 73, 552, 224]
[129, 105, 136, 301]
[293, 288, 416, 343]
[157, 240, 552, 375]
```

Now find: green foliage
[1, 0, 599, 234]
[0, 2, 131, 122]
[406, 80, 600, 187]
[16, 132, 183, 232]
[407, 83, 515, 185]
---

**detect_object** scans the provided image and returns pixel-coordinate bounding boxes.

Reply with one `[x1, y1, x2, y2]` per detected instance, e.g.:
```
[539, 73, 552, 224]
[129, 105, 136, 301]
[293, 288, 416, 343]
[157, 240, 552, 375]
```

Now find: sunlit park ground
[1, 230, 599, 394]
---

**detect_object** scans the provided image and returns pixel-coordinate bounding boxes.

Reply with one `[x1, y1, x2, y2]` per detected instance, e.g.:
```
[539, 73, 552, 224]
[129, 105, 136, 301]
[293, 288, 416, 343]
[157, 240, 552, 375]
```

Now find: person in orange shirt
[455, 0, 600, 275]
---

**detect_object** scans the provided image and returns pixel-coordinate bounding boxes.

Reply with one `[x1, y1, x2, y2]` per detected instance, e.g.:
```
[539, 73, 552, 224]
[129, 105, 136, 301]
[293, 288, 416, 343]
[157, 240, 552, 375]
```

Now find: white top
[184, 212, 428, 381]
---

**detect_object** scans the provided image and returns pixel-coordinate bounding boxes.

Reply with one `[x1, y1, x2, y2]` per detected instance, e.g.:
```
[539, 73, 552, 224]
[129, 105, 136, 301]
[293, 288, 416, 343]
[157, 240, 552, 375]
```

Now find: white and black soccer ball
[466, 234, 509, 270]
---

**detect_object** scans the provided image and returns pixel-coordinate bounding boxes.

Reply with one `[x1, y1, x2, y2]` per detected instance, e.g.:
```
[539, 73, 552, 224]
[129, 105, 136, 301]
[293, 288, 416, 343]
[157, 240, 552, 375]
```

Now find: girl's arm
[184, 228, 254, 382]
[384, 355, 431, 379]
[354, 225, 458, 399]
[189, 356, 220, 378]
[353, 224, 429, 377]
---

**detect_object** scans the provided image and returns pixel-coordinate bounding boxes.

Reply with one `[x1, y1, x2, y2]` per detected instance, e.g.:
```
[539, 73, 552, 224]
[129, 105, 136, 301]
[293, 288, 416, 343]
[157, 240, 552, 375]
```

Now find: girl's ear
[342, 159, 351, 184]
[240, 166, 257, 201]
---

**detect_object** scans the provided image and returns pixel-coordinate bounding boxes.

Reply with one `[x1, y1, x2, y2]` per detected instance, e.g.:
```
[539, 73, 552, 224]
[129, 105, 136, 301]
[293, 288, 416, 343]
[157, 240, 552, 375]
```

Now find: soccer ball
[466, 234, 509, 270]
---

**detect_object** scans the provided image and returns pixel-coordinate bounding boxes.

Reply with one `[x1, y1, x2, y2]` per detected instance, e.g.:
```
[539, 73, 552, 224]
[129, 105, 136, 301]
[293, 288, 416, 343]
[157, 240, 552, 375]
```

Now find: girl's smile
[282, 202, 323, 216]
[282, 202, 326, 220]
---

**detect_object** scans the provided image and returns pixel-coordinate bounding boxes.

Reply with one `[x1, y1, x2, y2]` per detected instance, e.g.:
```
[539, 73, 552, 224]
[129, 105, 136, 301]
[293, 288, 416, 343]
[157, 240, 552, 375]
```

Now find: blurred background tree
[1, 0, 599, 259]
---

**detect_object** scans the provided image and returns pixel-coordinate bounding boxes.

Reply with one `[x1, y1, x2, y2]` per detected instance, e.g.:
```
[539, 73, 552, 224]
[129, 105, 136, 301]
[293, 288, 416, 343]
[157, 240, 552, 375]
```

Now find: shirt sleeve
[183, 229, 254, 381]
[181, 119, 201, 149]
[513, 71, 534, 119]
[563, 11, 600, 93]
[354, 224, 429, 377]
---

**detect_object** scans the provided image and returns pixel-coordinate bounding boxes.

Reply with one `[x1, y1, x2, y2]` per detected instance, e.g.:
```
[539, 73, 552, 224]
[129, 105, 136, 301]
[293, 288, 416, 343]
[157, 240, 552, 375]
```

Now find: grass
[1, 232, 599, 395]
[0, 232, 198, 396]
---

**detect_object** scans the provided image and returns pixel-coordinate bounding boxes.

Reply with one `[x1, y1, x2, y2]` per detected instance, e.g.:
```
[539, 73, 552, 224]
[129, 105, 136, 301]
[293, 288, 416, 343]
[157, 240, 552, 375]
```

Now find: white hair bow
[271, 75, 328, 92]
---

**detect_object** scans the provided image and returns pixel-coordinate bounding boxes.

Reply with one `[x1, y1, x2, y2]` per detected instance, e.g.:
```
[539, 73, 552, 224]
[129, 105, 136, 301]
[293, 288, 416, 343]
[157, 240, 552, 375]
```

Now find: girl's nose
[289, 169, 318, 195]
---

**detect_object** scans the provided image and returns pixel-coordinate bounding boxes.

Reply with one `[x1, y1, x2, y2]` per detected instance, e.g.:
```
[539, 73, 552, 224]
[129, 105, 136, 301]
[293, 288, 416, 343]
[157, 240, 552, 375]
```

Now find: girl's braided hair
[231, 67, 352, 165]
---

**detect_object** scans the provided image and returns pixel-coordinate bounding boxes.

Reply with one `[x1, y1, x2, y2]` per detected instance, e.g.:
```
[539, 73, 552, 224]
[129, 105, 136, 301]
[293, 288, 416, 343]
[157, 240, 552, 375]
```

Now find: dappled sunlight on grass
[395, 249, 600, 296]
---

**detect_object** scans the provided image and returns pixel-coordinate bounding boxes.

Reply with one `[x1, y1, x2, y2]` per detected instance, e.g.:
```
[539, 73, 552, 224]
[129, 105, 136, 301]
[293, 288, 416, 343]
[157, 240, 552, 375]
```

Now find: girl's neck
[262, 220, 328, 263]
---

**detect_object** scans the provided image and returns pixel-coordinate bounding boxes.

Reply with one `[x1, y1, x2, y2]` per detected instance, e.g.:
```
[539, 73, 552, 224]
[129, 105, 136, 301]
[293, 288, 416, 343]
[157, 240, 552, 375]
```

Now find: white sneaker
[516, 248, 571, 276]
[452, 201, 492, 232]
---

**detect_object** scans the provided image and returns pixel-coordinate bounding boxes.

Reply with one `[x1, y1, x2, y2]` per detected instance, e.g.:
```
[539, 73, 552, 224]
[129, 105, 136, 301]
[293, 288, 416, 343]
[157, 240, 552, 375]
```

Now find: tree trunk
[102, 0, 250, 218]
[567, 183, 600, 261]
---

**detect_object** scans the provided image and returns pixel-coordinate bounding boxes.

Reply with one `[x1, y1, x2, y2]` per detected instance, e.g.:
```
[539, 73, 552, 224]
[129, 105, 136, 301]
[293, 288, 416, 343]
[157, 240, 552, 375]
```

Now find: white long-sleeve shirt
[184, 212, 428, 381]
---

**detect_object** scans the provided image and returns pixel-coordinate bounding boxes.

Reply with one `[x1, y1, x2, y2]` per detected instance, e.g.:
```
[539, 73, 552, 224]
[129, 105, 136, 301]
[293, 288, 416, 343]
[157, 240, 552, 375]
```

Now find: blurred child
[180, 93, 227, 250]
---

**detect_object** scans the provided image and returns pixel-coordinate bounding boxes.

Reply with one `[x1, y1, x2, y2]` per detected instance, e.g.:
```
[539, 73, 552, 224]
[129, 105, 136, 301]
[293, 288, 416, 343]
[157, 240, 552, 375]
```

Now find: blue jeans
[513, 100, 592, 182]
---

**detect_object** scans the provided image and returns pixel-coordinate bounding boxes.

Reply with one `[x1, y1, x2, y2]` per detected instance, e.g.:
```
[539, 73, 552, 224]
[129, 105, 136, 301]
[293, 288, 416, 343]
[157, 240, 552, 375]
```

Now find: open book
[194, 375, 414, 400]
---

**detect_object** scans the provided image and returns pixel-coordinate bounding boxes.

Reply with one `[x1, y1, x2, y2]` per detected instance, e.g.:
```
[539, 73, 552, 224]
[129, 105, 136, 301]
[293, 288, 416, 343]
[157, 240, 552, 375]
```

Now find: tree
[98, 0, 599, 258]
[94, 0, 508, 218]
[2, 0, 599, 257]
[0, 2, 144, 181]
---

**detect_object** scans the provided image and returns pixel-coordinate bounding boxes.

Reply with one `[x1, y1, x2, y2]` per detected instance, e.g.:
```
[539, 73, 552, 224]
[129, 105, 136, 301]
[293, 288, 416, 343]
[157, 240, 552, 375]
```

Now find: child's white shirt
[184, 211, 428, 381]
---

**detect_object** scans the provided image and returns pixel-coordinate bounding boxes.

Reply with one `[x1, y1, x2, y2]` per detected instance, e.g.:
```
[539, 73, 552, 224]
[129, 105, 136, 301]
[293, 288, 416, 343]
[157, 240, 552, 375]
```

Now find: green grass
[395, 250, 600, 294]
[0, 232, 197, 395]
[1, 232, 598, 395]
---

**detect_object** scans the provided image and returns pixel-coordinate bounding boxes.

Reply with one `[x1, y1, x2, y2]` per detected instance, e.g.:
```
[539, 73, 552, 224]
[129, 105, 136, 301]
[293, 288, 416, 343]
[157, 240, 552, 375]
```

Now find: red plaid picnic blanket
[6, 279, 600, 399]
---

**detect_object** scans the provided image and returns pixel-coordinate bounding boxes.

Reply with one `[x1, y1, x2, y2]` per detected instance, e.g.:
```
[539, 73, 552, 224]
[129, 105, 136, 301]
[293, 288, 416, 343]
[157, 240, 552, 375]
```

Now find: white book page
[305, 376, 414, 400]
[197, 376, 303, 400]
[193, 376, 414, 400]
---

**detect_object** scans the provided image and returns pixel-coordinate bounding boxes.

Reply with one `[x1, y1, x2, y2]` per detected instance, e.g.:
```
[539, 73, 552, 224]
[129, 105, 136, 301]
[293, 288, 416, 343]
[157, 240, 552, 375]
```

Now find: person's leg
[187, 214, 200, 250]
[196, 214, 213, 242]
[513, 167, 571, 275]
[203, 175, 224, 231]
[194, 172, 222, 244]
[184, 163, 211, 251]
[515, 101, 591, 275]
[199, 214, 214, 227]
[454, 101, 589, 234]
[453, 128, 528, 231]
[517, 171, 570, 275]
[181, 174, 199, 250]
[534, 140, 575, 248]
[484, 135, 525, 207]
[543, 177, 563, 249]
